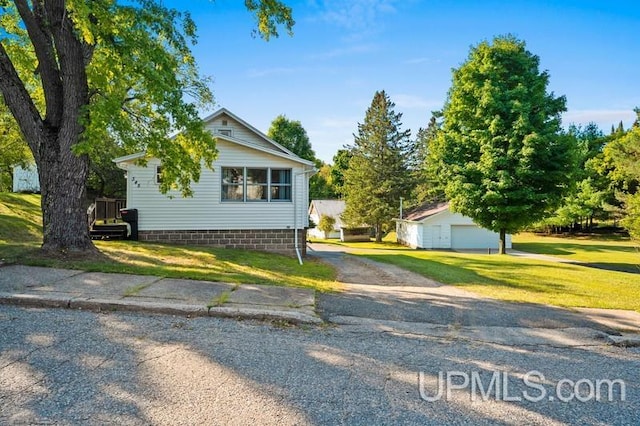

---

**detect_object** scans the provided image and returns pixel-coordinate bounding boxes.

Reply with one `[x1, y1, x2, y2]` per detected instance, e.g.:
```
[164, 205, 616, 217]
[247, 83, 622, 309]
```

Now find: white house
[396, 202, 512, 250]
[113, 108, 315, 257]
[12, 164, 40, 193]
[308, 199, 345, 239]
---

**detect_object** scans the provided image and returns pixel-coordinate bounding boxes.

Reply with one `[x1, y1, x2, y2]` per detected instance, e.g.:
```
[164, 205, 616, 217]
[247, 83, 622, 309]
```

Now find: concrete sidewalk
[0, 265, 321, 324]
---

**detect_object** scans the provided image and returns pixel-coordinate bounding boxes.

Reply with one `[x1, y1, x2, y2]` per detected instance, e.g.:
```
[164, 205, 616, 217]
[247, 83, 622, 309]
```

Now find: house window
[246, 168, 268, 201]
[156, 166, 163, 184]
[271, 169, 292, 201]
[221, 167, 291, 202]
[221, 167, 244, 201]
[217, 128, 233, 137]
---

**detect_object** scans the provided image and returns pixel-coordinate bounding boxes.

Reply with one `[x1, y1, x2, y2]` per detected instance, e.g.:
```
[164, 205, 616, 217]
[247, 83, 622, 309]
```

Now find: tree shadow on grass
[0, 214, 41, 243]
[581, 262, 640, 274]
[514, 241, 637, 256]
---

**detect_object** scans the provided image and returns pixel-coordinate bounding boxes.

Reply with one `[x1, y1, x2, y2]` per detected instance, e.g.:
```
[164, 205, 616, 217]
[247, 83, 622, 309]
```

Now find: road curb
[0, 292, 323, 325]
[607, 334, 640, 347]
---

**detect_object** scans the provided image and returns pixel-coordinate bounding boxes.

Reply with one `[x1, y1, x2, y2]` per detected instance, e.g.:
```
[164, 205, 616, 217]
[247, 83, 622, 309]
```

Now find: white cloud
[310, 0, 400, 30]
[562, 109, 636, 129]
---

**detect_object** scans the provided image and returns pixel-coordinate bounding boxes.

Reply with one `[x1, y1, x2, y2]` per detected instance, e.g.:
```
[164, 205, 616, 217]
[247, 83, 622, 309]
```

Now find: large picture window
[221, 167, 291, 202]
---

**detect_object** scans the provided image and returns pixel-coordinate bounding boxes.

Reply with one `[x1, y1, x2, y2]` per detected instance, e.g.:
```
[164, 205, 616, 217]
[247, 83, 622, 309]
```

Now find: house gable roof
[309, 199, 346, 228]
[400, 202, 450, 222]
[113, 108, 315, 167]
[202, 108, 305, 159]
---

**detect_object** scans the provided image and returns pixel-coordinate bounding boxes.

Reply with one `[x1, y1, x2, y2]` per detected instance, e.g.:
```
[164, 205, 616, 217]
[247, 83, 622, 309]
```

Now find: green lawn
[322, 231, 640, 311]
[513, 232, 639, 273]
[0, 193, 339, 292]
[4, 193, 638, 308]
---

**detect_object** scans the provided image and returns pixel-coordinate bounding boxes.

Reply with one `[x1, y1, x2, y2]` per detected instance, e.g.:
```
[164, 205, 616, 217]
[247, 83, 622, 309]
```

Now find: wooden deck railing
[87, 198, 126, 227]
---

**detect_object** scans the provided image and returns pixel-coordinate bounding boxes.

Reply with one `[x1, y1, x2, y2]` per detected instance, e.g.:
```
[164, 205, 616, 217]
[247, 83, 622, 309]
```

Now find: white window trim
[215, 127, 234, 137]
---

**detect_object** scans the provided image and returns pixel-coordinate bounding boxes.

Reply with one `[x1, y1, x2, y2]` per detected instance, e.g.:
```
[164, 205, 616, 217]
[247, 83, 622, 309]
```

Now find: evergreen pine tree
[342, 90, 415, 242]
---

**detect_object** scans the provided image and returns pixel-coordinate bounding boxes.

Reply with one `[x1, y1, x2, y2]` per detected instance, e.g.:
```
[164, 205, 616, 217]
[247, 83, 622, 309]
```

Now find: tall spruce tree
[428, 35, 576, 253]
[342, 90, 414, 242]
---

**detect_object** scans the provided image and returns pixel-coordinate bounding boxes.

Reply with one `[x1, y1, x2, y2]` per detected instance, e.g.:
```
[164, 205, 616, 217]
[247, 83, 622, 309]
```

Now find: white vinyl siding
[124, 140, 310, 231]
[205, 113, 286, 152]
[451, 225, 501, 250]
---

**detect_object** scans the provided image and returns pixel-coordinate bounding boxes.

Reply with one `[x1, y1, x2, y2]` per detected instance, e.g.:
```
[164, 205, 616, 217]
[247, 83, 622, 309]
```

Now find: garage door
[450, 225, 499, 249]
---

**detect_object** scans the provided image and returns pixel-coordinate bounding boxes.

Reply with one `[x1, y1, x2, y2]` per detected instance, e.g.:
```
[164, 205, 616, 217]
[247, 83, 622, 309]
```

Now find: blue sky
[165, 0, 640, 163]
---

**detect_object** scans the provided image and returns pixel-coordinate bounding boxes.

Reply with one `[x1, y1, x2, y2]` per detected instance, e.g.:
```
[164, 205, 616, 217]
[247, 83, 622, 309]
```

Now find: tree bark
[38, 135, 94, 253]
[375, 223, 382, 243]
[499, 228, 507, 255]
[0, 0, 96, 255]
[40, 0, 95, 254]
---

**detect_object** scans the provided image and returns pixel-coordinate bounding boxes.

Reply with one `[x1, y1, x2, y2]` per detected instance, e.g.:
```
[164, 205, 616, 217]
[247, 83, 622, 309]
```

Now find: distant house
[12, 164, 40, 193]
[113, 108, 315, 256]
[308, 200, 345, 239]
[308, 199, 370, 242]
[395, 202, 512, 250]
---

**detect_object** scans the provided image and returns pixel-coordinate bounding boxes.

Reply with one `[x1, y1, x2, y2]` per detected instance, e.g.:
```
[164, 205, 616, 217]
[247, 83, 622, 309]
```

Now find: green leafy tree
[0, 105, 31, 191]
[86, 141, 127, 198]
[0, 0, 293, 254]
[308, 162, 337, 200]
[330, 148, 352, 198]
[266, 114, 337, 199]
[342, 90, 415, 242]
[546, 123, 611, 231]
[623, 192, 640, 241]
[414, 111, 445, 204]
[267, 114, 316, 161]
[317, 214, 336, 238]
[429, 35, 576, 253]
[603, 119, 640, 239]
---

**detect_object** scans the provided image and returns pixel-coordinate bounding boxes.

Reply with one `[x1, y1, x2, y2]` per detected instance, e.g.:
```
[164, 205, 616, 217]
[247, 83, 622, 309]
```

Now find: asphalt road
[2, 305, 639, 425]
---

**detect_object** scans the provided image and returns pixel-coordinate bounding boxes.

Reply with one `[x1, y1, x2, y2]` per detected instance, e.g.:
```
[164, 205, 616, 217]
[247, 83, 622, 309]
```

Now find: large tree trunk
[375, 223, 383, 243]
[0, 0, 97, 255]
[38, 135, 94, 253]
[499, 228, 507, 255]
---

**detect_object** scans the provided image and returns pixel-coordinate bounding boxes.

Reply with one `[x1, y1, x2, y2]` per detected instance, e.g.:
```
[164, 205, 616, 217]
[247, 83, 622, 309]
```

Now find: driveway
[309, 244, 636, 336]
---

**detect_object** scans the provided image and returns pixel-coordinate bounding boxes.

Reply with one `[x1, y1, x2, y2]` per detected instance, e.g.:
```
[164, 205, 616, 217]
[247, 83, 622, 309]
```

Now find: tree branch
[0, 41, 43, 157]
[13, 0, 63, 127]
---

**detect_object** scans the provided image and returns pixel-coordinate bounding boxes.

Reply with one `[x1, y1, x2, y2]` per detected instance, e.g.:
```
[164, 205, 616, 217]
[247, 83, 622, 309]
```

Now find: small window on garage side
[156, 166, 163, 184]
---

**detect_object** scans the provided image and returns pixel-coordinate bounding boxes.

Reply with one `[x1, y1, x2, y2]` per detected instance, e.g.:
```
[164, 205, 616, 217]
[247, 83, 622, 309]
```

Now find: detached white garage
[396, 203, 512, 250]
